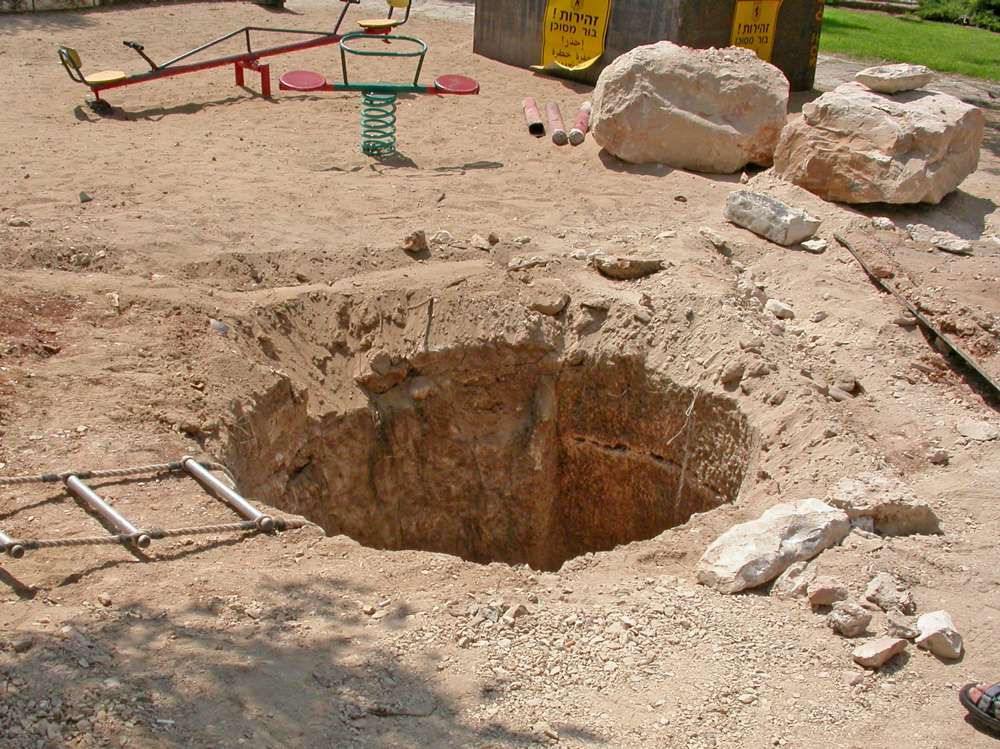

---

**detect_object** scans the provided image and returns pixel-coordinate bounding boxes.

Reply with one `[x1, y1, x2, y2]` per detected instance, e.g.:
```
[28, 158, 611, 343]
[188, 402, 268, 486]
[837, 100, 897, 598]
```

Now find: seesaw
[57, 0, 415, 113]
[279, 31, 479, 156]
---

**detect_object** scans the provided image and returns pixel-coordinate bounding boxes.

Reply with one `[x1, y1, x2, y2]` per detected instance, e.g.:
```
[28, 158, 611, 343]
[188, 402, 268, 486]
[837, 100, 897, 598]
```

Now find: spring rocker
[279, 31, 479, 156]
[56, 0, 412, 113]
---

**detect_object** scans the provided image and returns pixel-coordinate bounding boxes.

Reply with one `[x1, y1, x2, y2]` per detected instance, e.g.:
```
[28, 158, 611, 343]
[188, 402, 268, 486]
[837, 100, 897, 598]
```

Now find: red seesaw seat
[433, 74, 479, 95]
[279, 70, 328, 92]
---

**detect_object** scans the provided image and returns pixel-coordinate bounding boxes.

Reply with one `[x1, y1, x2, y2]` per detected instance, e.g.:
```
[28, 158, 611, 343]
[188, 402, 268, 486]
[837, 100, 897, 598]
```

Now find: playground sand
[1, 1, 1000, 747]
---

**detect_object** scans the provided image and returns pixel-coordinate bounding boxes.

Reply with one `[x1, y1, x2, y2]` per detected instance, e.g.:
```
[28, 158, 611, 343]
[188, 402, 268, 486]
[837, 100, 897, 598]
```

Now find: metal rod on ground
[834, 233, 1000, 401]
[182, 458, 274, 532]
[522, 97, 544, 137]
[569, 101, 591, 146]
[64, 476, 151, 549]
[546, 102, 567, 146]
[0, 528, 25, 559]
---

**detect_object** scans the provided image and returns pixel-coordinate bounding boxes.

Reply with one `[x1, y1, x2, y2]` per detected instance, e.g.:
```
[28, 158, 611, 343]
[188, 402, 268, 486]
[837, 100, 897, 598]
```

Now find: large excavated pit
[223, 335, 758, 571]
[218, 288, 761, 571]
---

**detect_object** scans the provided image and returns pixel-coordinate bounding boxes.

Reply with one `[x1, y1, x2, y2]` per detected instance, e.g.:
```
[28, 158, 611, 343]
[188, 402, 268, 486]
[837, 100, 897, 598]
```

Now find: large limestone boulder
[697, 499, 851, 594]
[591, 42, 789, 173]
[773, 83, 985, 204]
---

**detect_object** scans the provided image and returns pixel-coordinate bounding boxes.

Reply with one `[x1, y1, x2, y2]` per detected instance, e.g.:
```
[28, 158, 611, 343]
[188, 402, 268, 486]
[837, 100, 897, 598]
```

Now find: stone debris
[893, 314, 918, 329]
[915, 610, 963, 659]
[6, 216, 31, 227]
[470, 233, 491, 251]
[885, 610, 920, 640]
[591, 42, 788, 172]
[774, 83, 985, 204]
[770, 561, 815, 600]
[855, 63, 934, 94]
[765, 299, 795, 320]
[827, 473, 942, 536]
[852, 637, 908, 669]
[800, 238, 828, 254]
[871, 217, 895, 231]
[720, 361, 745, 387]
[429, 229, 454, 244]
[724, 190, 821, 246]
[864, 572, 916, 614]
[592, 254, 663, 280]
[956, 418, 998, 442]
[807, 577, 849, 608]
[403, 230, 429, 254]
[508, 255, 549, 271]
[524, 281, 570, 316]
[696, 498, 850, 594]
[827, 600, 872, 638]
[907, 223, 973, 255]
[700, 226, 733, 256]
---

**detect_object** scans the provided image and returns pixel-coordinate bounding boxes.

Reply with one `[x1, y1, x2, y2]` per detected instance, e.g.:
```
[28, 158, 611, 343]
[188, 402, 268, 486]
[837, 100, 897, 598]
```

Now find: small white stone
[765, 299, 795, 320]
[724, 190, 821, 246]
[915, 610, 963, 659]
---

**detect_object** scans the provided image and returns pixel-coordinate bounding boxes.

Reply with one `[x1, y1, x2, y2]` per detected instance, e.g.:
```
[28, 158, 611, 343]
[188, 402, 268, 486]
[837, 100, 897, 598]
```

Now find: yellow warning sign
[538, 0, 613, 72]
[730, 0, 784, 62]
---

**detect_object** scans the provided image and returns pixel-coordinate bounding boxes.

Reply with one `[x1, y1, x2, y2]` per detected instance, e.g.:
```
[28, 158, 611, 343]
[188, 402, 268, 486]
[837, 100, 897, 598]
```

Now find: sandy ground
[1, 1, 1000, 747]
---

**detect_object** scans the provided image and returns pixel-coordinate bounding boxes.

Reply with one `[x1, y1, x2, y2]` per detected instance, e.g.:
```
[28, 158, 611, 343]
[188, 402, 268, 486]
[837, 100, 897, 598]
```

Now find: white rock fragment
[765, 299, 795, 320]
[770, 561, 815, 600]
[800, 238, 828, 254]
[871, 217, 895, 231]
[915, 610, 963, 659]
[855, 63, 934, 94]
[696, 498, 850, 594]
[828, 473, 941, 536]
[724, 190, 821, 246]
[828, 600, 872, 638]
[886, 610, 920, 640]
[956, 418, 998, 442]
[852, 637, 908, 669]
[807, 577, 849, 607]
[864, 572, 916, 614]
[907, 223, 973, 255]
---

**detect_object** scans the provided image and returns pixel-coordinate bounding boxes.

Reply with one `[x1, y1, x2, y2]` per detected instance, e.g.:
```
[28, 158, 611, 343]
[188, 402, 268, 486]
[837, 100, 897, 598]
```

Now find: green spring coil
[360, 90, 398, 156]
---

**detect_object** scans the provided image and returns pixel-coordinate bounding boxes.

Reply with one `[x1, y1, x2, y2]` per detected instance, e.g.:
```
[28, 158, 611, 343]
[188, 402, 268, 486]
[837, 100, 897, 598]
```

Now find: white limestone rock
[864, 572, 916, 614]
[724, 190, 821, 246]
[855, 63, 934, 94]
[852, 637, 908, 669]
[591, 42, 789, 173]
[774, 83, 985, 204]
[697, 499, 851, 594]
[771, 561, 815, 600]
[828, 600, 873, 638]
[828, 473, 941, 536]
[916, 610, 963, 659]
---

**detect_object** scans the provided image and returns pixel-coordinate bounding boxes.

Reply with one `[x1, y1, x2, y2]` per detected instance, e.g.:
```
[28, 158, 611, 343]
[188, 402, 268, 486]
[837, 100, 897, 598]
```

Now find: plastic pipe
[546, 102, 567, 146]
[569, 101, 592, 146]
[522, 97, 544, 137]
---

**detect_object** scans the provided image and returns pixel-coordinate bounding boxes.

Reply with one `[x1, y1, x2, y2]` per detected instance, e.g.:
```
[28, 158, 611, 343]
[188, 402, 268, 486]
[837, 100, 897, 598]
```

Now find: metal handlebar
[339, 32, 428, 87]
[123, 40, 159, 71]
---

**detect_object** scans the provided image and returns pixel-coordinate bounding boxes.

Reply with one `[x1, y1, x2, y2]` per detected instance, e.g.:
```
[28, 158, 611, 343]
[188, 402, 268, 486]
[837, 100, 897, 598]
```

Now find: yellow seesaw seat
[84, 69, 128, 85]
[58, 47, 126, 87]
[357, 0, 411, 32]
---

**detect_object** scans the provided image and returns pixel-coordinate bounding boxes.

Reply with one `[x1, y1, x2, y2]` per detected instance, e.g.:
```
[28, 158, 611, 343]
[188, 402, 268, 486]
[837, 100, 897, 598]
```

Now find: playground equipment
[278, 31, 479, 155]
[0, 457, 309, 559]
[357, 0, 412, 34]
[57, 0, 411, 112]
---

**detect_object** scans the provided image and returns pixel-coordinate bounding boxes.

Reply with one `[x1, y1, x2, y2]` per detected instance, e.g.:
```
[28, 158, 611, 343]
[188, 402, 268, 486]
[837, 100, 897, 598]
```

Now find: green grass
[820, 7, 1000, 80]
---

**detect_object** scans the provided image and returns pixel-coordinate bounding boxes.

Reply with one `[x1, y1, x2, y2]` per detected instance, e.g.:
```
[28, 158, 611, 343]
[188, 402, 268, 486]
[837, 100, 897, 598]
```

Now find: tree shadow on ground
[0, 571, 587, 747]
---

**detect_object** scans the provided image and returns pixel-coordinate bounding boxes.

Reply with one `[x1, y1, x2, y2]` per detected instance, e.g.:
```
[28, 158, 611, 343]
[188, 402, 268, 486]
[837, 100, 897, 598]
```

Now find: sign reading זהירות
[730, 0, 784, 61]
[539, 0, 613, 71]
